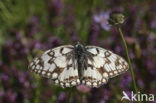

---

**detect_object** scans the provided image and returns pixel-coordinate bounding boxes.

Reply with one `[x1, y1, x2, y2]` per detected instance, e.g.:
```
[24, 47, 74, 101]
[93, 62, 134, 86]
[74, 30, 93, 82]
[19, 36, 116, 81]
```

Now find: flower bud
[108, 11, 125, 25]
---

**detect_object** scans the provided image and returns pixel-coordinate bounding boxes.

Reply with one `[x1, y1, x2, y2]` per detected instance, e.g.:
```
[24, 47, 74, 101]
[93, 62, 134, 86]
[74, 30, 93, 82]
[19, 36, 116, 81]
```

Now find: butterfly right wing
[28, 45, 80, 87]
[81, 46, 129, 87]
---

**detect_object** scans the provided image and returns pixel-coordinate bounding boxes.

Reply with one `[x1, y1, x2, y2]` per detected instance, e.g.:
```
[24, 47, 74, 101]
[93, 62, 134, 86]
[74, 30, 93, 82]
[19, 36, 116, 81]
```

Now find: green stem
[117, 27, 141, 103]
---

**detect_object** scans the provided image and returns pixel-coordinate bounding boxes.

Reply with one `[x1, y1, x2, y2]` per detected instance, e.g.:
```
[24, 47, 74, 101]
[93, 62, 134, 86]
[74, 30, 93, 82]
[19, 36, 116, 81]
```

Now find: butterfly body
[74, 42, 89, 81]
[29, 42, 129, 88]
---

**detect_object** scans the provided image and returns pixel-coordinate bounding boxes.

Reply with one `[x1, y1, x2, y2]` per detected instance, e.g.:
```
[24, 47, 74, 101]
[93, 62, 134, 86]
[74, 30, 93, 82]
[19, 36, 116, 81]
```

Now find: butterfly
[28, 42, 129, 88]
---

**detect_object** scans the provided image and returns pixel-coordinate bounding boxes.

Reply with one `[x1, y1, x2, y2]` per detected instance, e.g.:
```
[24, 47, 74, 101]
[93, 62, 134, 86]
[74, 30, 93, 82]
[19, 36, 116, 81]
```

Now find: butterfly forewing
[28, 45, 80, 87]
[84, 46, 129, 87]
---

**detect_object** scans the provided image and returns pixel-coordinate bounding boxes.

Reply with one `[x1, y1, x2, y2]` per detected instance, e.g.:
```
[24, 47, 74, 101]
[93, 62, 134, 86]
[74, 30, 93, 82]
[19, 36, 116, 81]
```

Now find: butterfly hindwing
[28, 45, 80, 87]
[81, 65, 108, 87]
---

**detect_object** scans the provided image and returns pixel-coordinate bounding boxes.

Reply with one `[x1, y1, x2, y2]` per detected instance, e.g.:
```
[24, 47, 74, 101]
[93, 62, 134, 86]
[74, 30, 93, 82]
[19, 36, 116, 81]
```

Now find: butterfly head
[74, 42, 86, 55]
[74, 42, 83, 48]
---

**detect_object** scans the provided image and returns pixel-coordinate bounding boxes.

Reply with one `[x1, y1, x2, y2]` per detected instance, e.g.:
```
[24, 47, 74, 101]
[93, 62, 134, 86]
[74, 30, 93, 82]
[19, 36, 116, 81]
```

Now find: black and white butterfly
[28, 42, 129, 88]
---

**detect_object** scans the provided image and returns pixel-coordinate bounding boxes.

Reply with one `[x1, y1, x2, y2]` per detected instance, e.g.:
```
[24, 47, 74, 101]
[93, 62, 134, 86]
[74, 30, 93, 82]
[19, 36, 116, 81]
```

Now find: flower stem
[117, 27, 141, 103]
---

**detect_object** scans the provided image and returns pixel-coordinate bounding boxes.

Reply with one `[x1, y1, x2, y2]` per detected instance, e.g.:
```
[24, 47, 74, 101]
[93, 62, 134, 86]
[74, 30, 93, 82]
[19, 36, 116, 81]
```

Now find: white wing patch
[54, 56, 66, 68]
[28, 45, 80, 87]
[92, 56, 104, 68]
[84, 46, 129, 87]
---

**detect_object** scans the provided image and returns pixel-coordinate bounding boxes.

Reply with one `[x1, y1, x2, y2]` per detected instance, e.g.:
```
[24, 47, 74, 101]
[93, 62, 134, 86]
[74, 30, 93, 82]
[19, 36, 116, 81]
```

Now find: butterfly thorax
[74, 43, 87, 80]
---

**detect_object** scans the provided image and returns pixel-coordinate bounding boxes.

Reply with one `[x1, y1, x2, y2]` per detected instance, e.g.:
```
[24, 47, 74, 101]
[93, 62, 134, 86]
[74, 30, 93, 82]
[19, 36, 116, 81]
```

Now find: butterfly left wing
[81, 46, 129, 87]
[28, 45, 80, 88]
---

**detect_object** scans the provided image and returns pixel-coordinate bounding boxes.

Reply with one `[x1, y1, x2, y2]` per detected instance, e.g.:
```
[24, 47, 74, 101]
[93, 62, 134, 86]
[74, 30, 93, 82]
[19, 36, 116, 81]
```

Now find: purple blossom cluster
[0, 0, 156, 103]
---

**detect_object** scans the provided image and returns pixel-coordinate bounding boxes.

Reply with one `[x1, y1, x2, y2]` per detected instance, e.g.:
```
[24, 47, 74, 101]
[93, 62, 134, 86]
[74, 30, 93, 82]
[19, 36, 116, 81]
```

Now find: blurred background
[0, 0, 156, 103]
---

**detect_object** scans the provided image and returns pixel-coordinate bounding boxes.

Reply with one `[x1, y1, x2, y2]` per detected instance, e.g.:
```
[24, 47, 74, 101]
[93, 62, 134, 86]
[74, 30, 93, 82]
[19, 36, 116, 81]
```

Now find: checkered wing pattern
[82, 46, 129, 87]
[28, 45, 80, 88]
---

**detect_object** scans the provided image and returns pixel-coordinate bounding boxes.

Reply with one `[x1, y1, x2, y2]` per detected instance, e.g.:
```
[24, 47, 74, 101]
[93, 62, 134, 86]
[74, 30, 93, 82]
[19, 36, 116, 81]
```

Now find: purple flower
[33, 40, 44, 49]
[0, 74, 11, 89]
[89, 22, 100, 45]
[51, 0, 63, 16]
[2, 40, 14, 64]
[47, 36, 62, 49]
[150, 21, 156, 29]
[87, 88, 113, 103]
[129, 51, 135, 59]
[58, 92, 66, 101]
[0, 74, 9, 81]
[25, 16, 40, 37]
[137, 78, 144, 88]
[102, 89, 113, 102]
[76, 85, 91, 93]
[0, 89, 4, 97]
[120, 72, 132, 88]
[2, 90, 17, 103]
[41, 89, 53, 101]
[46, 0, 63, 18]
[93, 11, 110, 31]
[114, 45, 122, 54]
